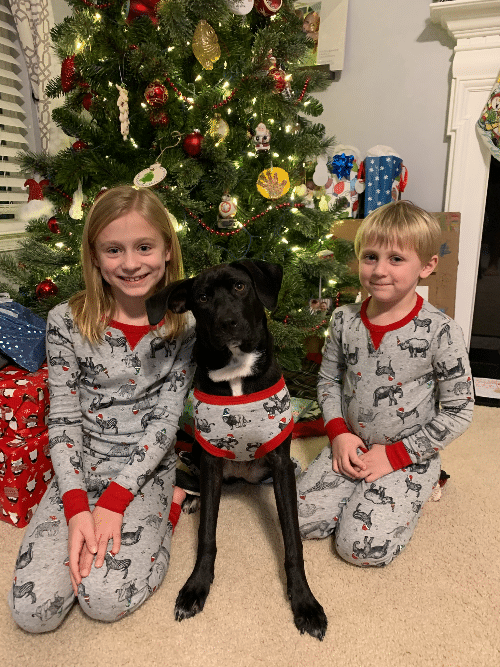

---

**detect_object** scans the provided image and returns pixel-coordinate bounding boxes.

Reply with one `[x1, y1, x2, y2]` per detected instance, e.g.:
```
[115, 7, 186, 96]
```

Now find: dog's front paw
[174, 581, 211, 621]
[292, 597, 328, 641]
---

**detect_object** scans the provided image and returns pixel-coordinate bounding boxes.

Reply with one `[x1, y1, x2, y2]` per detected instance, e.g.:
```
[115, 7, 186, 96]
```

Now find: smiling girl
[9, 185, 196, 631]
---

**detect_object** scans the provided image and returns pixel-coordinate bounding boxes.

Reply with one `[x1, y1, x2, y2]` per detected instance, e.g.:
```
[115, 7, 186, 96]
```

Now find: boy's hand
[358, 445, 393, 482]
[68, 511, 97, 595]
[331, 432, 367, 479]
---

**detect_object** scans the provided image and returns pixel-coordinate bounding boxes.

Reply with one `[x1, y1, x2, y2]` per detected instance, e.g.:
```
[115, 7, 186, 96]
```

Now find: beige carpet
[1, 404, 499, 667]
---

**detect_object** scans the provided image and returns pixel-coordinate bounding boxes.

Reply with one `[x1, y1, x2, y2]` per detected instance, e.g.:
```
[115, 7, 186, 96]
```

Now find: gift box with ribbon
[0, 364, 52, 527]
[325, 145, 363, 218]
[363, 145, 407, 217]
[0, 296, 47, 372]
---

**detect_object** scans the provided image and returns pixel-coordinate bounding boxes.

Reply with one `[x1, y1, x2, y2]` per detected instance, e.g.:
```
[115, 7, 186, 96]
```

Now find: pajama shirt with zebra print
[297, 295, 473, 566]
[9, 302, 196, 632]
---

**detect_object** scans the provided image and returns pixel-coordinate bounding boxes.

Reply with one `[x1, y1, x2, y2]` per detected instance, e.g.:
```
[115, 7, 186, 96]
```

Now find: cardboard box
[331, 212, 461, 318]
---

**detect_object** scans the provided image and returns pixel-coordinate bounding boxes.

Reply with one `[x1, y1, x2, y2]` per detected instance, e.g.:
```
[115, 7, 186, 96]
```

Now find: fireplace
[430, 0, 500, 401]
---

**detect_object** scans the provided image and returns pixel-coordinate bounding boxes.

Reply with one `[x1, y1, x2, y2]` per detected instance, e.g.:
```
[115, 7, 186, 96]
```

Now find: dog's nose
[220, 316, 238, 333]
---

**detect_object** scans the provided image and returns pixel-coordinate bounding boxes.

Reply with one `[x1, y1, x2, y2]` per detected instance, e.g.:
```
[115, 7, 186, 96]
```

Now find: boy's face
[358, 241, 437, 309]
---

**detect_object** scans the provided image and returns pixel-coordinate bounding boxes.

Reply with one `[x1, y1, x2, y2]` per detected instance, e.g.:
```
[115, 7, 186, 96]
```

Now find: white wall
[316, 0, 455, 213]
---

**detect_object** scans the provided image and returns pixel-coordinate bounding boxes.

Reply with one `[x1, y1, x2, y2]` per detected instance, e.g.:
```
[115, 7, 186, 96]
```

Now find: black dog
[146, 260, 327, 640]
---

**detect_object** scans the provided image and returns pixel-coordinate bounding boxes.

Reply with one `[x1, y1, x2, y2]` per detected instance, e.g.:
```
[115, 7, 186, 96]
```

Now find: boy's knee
[335, 533, 399, 568]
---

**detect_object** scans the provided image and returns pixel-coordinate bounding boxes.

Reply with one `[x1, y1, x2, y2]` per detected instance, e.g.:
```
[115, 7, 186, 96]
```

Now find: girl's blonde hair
[69, 185, 185, 343]
[354, 201, 441, 263]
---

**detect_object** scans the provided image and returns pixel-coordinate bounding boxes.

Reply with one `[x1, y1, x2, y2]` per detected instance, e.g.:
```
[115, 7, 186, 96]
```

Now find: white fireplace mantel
[430, 0, 500, 345]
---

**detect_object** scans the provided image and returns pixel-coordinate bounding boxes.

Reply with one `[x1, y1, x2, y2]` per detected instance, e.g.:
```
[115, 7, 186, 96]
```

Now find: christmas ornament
[150, 110, 170, 127]
[144, 81, 168, 107]
[19, 178, 55, 223]
[294, 184, 308, 198]
[227, 0, 253, 15]
[69, 181, 84, 220]
[256, 167, 290, 199]
[217, 195, 237, 229]
[72, 140, 88, 151]
[134, 163, 167, 188]
[61, 55, 76, 92]
[116, 84, 129, 141]
[253, 122, 271, 152]
[126, 0, 161, 24]
[183, 130, 203, 157]
[192, 20, 221, 70]
[254, 0, 282, 18]
[313, 157, 329, 187]
[47, 217, 60, 234]
[82, 93, 93, 111]
[36, 279, 58, 300]
[208, 114, 229, 142]
[268, 66, 290, 97]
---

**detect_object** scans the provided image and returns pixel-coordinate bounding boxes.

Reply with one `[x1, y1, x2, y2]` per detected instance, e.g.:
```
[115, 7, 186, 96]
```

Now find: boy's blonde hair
[354, 201, 441, 263]
[69, 185, 186, 343]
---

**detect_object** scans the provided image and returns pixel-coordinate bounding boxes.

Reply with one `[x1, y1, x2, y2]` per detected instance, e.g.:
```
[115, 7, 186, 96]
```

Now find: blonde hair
[354, 201, 441, 263]
[69, 185, 186, 343]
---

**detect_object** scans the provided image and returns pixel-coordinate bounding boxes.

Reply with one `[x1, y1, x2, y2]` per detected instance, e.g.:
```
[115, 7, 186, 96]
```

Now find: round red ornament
[254, 0, 282, 18]
[144, 81, 168, 107]
[61, 55, 76, 93]
[126, 0, 161, 24]
[72, 140, 88, 151]
[183, 130, 203, 157]
[36, 279, 58, 300]
[47, 217, 60, 234]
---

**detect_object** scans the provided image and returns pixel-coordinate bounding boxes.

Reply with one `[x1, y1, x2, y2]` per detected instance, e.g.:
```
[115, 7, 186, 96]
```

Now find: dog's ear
[231, 259, 283, 311]
[146, 278, 194, 325]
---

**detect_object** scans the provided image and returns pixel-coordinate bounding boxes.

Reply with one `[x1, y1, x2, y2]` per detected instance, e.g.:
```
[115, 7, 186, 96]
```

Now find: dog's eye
[198, 294, 208, 303]
[234, 282, 245, 292]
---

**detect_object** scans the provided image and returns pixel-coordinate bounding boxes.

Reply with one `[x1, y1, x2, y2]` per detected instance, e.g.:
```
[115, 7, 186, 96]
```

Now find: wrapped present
[0, 364, 49, 441]
[326, 145, 363, 218]
[476, 72, 500, 161]
[0, 297, 47, 372]
[363, 145, 407, 217]
[0, 429, 52, 527]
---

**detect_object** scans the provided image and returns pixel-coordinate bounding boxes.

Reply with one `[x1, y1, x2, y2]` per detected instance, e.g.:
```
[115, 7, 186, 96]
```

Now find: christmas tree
[0, 0, 359, 392]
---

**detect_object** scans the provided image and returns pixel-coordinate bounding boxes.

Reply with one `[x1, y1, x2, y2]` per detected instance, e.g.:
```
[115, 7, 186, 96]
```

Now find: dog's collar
[193, 376, 286, 406]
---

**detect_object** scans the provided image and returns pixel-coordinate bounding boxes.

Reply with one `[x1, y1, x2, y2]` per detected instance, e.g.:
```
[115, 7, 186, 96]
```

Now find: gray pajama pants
[9, 446, 176, 633]
[297, 445, 441, 567]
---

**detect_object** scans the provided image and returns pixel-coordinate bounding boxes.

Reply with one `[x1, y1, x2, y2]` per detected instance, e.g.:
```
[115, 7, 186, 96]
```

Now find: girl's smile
[92, 211, 170, 320]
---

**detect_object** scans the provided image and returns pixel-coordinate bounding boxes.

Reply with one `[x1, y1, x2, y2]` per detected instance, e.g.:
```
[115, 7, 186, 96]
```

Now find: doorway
[470, 158, 500, 404]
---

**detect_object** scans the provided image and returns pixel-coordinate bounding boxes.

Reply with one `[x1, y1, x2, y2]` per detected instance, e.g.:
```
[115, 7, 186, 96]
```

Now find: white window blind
[0, 0, 35, 224]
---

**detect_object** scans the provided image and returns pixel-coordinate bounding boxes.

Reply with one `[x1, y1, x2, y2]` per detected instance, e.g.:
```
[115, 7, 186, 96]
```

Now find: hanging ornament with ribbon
[192, 20, 221, 70]
[116, 84, 129, 141]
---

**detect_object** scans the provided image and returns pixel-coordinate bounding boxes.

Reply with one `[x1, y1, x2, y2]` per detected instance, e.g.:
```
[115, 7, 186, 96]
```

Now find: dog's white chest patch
[208, 347, 261, 396]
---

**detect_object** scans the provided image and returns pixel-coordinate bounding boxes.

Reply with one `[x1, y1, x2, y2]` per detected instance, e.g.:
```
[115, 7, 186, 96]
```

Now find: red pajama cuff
[95, 481, 135, 515]
[62, 489, 90, 524]
[325, 417, 351, 442]
[385, 441, 412, 471]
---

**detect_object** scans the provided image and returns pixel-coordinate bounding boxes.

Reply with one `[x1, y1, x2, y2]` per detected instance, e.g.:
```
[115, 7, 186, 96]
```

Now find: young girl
[9, 185, 196, 632]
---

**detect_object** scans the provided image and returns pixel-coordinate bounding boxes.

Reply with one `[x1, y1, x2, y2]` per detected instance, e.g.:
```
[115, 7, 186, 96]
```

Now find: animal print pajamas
[297, 295, 473, 566]
[9, 303, 196, 631]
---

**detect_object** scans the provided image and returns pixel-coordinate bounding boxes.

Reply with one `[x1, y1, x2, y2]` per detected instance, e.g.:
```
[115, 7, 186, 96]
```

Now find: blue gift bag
[0, 299, 46, 372]
[364, 154, 403, 216]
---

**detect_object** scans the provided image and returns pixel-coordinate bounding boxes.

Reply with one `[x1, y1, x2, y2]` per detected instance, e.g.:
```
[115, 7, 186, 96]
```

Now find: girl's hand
[331, 433, 367, 479]
[358, 445, 393, 482]
[68, 511, 97, 596]
[91, 506, 123, 569]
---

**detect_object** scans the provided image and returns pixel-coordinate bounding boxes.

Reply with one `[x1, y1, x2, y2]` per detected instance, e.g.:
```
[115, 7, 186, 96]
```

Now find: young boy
[297, 201, 473, 566]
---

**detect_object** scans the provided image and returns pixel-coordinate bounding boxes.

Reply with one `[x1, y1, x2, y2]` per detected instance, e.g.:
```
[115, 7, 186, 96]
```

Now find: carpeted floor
[1, 405, 499, 667]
